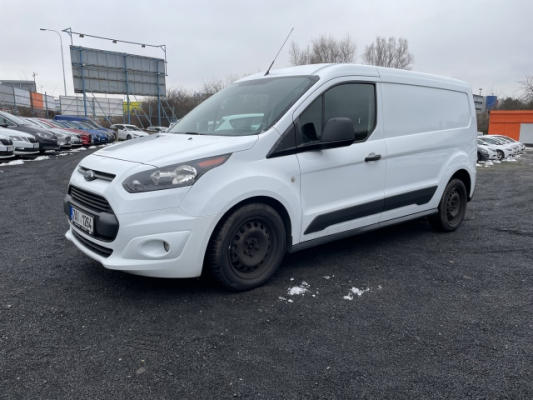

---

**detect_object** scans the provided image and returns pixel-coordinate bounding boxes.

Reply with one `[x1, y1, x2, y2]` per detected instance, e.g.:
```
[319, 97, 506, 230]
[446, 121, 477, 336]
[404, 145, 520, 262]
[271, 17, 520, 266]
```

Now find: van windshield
[167, 75, 318, 136]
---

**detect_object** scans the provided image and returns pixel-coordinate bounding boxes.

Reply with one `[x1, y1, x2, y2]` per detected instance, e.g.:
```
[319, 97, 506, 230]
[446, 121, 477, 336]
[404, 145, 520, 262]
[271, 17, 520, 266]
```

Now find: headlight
[36, 131, 54, 139]
[123, 154, 231, 193]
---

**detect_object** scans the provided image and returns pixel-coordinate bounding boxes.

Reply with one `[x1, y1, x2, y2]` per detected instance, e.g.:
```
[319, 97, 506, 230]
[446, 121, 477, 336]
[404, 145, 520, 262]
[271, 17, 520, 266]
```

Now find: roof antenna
[265, 27, 294, 76]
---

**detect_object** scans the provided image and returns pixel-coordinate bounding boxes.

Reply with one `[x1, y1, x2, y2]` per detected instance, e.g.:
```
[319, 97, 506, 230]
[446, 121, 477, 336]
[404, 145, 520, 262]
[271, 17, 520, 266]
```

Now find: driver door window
[297, 83, 376, 146]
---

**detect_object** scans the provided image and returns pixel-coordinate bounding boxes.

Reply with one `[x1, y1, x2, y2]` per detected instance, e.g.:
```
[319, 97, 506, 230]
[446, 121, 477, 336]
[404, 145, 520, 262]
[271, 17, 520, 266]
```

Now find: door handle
[365, 153, 382, 162]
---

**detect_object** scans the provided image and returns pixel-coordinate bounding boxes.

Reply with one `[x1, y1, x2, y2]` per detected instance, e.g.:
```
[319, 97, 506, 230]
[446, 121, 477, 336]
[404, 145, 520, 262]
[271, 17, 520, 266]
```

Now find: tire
[207, 203, 287, 291]
[477, 152, 481, 163]
[496, 150, 504, 161]
[126, 134, 132, 140]
[429, 179, 468, 232]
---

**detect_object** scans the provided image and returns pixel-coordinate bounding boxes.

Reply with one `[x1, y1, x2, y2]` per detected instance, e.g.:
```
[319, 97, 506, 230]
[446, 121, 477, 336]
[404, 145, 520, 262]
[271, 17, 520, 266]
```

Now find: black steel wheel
[207, 203, 286, 291]
[429, 178, 467, 232]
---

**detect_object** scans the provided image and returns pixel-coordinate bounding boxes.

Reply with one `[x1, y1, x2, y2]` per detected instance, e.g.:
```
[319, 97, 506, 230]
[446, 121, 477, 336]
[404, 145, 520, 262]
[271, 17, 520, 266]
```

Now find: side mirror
[320, 118, 355, 148]
[0, 123, 8, 128]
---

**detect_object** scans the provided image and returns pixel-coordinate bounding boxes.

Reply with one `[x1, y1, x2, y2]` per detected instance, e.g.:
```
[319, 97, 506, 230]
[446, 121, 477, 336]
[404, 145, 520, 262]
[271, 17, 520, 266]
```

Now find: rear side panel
[379, 79, 476, 223]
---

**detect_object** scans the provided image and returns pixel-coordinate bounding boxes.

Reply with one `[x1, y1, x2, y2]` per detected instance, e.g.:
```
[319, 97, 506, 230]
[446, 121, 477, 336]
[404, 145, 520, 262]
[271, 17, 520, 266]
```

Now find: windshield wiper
[180, 131, 200, 135]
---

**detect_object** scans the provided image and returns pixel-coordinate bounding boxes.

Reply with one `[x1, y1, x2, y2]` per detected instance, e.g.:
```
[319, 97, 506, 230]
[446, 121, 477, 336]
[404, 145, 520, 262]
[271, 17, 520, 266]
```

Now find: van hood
[95, 133, 258, 167]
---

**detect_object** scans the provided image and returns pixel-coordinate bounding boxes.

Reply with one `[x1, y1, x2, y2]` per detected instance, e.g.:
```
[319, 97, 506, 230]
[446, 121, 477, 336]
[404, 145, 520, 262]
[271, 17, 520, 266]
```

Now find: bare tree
[289, 42, 313, 66]
[289, 34, 356, 66]
[362, 37, 414, 70]
[519, 74, 533, 102]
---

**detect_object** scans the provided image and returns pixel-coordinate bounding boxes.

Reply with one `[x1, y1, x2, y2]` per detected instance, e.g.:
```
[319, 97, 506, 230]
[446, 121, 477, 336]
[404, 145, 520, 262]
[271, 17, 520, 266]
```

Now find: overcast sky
[1, 0, 530, 99]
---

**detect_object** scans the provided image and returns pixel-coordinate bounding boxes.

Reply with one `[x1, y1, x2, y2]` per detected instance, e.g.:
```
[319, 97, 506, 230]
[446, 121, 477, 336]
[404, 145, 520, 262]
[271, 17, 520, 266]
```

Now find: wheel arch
[201, 196, 293, 270]
[450, 168, 473, 201]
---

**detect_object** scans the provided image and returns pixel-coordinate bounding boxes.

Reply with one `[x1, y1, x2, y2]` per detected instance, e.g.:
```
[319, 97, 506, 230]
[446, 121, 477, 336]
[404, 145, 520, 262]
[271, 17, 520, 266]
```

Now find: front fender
[180, 152, 302, 242]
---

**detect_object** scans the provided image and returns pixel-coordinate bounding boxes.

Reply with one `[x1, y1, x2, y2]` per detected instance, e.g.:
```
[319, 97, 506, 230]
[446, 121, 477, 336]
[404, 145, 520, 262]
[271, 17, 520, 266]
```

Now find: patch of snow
[323, 276, 331, 280]
[57, 153, 68, 156]
[492, 160, 501, 164]
[476, 163, 482, 167]
[343, 287, 370, 300]
[288, 286, 307, 296]
[1, 160, 24, 166]
[503, 158, 517, 162]
[287, 299, 293, 303]
[28, 156, 50, 161]
[485, 161, 494, 166]
[79, 148, 87, 151]
[88, 146, 96, 149]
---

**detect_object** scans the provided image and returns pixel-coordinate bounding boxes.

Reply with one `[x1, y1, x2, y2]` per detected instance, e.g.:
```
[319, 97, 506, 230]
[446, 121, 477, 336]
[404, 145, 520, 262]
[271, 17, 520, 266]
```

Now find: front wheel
[429, 179, 467, 232]
[207, 203, 287, 291]
[126, 134, 132, 140]
[496, 150, 504, 160]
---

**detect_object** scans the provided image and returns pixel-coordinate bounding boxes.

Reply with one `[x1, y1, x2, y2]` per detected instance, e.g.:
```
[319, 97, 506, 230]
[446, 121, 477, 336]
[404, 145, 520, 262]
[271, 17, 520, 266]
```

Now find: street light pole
[40, 28, 67, 96]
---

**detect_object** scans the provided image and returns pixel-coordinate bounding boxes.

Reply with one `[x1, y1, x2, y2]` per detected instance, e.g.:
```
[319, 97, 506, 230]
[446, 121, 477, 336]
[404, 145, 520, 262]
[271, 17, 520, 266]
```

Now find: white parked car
[110, 124, 149, 141]
[477, 136, 515, 160]
[0, 132, 15, 159]
[477, 141, 497, 162]
[64, 64, 477, 290]
[0, 128, 40, 156]
[490, 135, 526, 154]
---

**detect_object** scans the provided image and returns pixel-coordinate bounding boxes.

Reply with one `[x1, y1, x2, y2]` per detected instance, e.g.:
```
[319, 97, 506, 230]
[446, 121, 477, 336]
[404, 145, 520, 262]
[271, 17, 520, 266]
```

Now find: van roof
[239, 63, 471, 93]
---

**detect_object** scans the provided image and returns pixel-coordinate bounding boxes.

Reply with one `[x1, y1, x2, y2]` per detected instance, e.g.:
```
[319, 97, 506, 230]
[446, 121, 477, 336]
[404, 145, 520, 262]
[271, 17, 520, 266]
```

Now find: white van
[64, 64, 477, 290]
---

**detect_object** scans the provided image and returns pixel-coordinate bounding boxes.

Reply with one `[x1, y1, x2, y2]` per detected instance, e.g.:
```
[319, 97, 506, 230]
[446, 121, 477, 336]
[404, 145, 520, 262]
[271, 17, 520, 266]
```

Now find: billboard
[70, 46, 165, 97]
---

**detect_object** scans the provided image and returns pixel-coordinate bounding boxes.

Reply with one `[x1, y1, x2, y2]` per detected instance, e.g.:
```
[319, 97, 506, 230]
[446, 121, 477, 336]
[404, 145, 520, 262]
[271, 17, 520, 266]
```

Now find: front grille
[69, 186, 112, 213]
[78, 167, 115, 182]
[72, 230, 113, 258]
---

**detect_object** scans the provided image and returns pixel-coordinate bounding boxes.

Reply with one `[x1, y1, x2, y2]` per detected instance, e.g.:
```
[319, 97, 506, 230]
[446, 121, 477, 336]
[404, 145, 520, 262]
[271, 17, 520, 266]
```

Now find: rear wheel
[207, 203, 286, 291]
[429, 179, 467, 232]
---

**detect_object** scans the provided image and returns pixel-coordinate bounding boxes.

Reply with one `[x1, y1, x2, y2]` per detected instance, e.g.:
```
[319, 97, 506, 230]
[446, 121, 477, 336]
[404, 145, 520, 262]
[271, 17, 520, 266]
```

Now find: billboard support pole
[79, 48, 88, 117]
[157, 62, 161, 127]
[124, 55, 131, 125]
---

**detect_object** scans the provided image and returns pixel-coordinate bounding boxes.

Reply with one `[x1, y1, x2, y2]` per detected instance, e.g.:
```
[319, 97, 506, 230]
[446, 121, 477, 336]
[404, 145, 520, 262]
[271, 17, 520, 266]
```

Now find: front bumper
[65, 207, 216, 278]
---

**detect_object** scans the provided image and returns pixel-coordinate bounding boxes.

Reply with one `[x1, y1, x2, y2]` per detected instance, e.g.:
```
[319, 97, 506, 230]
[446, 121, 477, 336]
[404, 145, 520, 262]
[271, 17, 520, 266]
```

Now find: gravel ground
[1, 147, 532, 399]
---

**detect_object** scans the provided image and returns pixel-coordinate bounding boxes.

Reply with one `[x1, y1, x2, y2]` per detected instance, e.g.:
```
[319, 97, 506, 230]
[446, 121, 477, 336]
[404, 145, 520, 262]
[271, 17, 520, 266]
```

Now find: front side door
[295, 79, 387, 243]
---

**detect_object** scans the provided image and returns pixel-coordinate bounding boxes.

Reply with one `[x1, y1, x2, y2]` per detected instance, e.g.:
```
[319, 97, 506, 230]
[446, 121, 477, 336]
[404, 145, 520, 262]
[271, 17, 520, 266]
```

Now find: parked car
[477, 136, 515, 160]
[477, 141, 497, 162]
[145, 126, 167, 133]
[110, 124, 149, 140]
[64, 64, 477, 291]
[0, 127, 40, 156]
[488, 136, 521, 155]
[0, 110, 59, 153]
[65, 121, 108, 144]
[36, 119, 92, 146]
[22, 118, 73, 149]
[490, 135, 526, 154]
[54, 121, 100, 145]
[0, 132, 15, 159]
[54, 115, 115, 136]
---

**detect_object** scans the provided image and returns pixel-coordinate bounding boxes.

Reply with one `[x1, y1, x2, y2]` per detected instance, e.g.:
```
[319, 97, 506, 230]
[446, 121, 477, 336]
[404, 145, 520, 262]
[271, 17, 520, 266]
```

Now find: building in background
[488, 110, 533, 145]
[0, 80, 37, 93]
[473, 94, 498, 114]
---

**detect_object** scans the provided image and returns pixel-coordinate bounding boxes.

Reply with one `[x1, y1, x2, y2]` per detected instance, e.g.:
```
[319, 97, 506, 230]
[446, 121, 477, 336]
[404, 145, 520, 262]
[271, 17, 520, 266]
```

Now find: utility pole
[32, 72, 38, 92]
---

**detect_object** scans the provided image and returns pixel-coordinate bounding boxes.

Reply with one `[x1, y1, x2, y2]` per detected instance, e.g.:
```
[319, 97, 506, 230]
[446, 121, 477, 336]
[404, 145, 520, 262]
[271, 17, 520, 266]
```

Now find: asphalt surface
[1, 147, 532, 399]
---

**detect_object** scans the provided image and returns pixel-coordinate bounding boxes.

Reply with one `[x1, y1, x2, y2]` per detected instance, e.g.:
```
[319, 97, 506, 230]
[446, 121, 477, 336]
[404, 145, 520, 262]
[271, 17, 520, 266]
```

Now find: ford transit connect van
[64, 64, 477, 290]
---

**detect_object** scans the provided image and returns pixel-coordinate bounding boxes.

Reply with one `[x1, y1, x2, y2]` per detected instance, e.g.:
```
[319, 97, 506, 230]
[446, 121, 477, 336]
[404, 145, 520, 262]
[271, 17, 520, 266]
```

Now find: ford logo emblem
[84, 170, 96, 181]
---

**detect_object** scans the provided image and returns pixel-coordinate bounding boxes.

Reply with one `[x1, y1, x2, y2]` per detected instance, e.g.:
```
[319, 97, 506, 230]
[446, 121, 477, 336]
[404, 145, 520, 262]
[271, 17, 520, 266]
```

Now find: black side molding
[304, 186, 438, 235]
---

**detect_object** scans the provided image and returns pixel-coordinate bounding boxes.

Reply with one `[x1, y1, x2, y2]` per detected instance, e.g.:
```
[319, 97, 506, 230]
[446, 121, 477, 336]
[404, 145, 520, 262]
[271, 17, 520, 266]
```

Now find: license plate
[70, 206, 94, 234]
